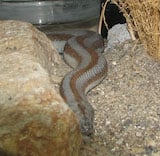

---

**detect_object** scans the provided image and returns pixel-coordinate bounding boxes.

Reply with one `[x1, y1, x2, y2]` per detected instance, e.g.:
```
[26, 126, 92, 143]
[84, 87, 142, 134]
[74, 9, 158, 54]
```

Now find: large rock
[0, 20, 82, 156]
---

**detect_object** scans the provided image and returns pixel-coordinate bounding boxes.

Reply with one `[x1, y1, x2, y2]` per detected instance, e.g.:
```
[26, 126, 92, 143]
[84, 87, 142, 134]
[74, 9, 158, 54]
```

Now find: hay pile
[100, 0, 160, 59]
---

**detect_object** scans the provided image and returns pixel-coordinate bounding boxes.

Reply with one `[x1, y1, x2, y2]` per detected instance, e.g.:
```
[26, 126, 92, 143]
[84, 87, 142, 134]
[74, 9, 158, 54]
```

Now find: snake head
[76, 100, 94, 137]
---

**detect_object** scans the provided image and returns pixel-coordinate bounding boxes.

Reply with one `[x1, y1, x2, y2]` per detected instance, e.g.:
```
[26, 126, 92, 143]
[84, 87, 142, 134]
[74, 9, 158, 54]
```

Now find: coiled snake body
[47, 30, 108, 136]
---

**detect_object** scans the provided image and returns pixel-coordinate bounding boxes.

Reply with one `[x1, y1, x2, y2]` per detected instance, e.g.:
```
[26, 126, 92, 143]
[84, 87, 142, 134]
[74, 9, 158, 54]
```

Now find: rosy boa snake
[46, 30, 108, 136]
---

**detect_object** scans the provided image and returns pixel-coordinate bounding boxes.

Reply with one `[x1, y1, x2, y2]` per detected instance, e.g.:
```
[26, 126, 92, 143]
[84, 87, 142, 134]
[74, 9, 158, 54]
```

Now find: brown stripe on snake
[47, 30, 107, 136]
[76, 36, 108, 96]
[68, 36, 100, 100]
[60, 42, 82, 102]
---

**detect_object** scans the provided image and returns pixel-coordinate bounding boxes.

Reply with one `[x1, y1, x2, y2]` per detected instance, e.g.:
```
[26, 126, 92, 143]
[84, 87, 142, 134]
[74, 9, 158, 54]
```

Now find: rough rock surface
[0, 20, 81, 156]
[106, 24, 131, 49]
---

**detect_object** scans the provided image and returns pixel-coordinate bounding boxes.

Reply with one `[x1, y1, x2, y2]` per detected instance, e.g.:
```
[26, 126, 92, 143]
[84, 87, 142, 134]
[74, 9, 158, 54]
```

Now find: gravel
[52, 36, 160, 156]
[80, 40, 160, 156]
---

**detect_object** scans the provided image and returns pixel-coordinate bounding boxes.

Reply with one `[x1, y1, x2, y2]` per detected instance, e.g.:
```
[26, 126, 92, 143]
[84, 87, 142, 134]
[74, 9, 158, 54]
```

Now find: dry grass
[99, 0, 160, 60]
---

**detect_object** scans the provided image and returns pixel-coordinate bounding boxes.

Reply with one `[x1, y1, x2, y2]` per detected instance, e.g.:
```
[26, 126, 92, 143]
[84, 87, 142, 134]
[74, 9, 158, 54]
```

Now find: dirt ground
[81, 39, 160, 156]
[52, 39, 160, 156]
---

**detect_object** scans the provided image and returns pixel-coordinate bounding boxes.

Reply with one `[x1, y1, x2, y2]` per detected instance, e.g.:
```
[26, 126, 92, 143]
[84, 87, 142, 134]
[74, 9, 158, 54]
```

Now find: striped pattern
[47, 30, 108, 136]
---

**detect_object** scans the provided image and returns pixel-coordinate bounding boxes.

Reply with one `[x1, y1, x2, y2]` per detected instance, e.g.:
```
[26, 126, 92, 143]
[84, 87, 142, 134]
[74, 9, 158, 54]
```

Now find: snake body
[47, 30, 108, 136]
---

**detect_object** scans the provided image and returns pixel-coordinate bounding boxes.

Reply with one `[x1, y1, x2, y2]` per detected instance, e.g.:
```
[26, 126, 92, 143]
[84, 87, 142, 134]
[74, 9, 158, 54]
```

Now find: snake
[46, 30, 108, 136]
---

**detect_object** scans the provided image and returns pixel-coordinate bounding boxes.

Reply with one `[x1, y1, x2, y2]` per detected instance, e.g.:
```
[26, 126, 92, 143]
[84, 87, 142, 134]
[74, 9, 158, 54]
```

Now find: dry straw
[99, 0, 160, 60]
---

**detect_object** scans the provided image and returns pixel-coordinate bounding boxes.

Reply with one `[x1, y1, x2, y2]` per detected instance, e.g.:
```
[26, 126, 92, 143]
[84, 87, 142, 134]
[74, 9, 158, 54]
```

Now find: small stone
[135, 132, 143, 137]
[112, 61, 117, 65]
[116, 138, 124, 145]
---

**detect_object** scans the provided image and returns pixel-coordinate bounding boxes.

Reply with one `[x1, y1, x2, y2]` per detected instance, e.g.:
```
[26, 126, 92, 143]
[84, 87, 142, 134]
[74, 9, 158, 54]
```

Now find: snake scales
[47, 30, 108, 136]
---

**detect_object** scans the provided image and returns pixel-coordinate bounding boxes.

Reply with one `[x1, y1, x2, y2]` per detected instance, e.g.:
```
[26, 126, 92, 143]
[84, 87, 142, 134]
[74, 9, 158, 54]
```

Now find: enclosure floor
[52, 39, 160, 156]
